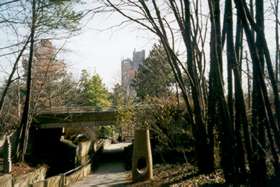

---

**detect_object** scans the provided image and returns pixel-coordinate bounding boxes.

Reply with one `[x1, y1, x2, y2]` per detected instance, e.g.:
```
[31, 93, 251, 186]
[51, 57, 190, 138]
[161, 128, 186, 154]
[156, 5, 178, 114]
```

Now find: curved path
[71, 142, 132, 187]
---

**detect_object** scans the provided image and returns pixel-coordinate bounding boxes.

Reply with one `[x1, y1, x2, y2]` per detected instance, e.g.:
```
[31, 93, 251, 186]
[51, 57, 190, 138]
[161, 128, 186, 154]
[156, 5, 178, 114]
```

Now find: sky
[56, 10, 156, 90]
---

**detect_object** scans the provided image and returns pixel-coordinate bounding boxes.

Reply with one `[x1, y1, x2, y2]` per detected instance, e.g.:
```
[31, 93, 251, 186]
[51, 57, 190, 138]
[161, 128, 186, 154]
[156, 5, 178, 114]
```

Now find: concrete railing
[13, 166, 47, 187]
[63, 164, 91, 186]
[0, 174, 12, 187]
[32, 163, 91, 187]
[0, 166, 47, 187]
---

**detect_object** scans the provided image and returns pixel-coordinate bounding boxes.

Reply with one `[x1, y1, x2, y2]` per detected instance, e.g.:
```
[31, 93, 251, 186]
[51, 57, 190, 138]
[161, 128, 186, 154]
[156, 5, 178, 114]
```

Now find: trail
[70, 142, 132, 187]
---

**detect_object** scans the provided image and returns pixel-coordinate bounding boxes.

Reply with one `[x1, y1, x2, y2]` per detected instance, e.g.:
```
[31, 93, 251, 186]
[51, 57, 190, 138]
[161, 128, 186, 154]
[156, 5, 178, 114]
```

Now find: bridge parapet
[35, 109, 117, 129]
[39, 106, 116, 114]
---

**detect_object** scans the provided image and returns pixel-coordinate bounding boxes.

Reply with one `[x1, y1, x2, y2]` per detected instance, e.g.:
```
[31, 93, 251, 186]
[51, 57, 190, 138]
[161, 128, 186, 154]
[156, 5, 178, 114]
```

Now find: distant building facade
[121, 50, 145, 97]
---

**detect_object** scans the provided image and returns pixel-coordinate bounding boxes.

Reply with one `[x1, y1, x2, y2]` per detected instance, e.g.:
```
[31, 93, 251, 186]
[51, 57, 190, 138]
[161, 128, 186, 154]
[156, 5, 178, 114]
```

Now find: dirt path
[70, 142, 132, 187]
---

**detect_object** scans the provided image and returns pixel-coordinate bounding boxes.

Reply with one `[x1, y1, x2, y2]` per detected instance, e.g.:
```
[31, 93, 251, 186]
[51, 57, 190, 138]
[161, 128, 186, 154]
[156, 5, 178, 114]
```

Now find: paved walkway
[71, 142, 132, 187]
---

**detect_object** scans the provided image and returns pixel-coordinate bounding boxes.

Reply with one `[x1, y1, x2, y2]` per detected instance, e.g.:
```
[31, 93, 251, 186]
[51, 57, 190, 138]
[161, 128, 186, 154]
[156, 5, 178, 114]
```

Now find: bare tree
[0, 36, 30, 115]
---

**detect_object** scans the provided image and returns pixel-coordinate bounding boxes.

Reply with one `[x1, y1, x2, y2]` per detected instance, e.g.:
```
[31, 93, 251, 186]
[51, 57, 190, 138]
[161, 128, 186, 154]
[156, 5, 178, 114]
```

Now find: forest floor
[132, 163, 225, 186]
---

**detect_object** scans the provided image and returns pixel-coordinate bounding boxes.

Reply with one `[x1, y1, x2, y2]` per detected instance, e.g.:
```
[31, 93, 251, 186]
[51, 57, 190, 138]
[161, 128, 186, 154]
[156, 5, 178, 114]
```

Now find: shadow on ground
[71, 142, 132, 187]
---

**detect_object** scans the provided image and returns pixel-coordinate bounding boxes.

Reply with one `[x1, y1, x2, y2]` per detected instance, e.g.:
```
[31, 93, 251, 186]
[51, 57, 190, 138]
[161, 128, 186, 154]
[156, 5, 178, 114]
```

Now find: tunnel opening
[136, 157, 147, 174]
[93, 141, 132, 174]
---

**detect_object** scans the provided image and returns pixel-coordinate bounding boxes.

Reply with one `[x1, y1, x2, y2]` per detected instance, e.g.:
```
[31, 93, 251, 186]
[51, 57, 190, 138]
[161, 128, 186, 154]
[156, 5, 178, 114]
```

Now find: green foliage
[116, 101, 135, 126]
[97, 126, 116, 139]
[132, 43, 175, 100]
[111, 83, 135, 140]
[137, 97, 193, 163]
[112, 83, 126, 107]
[79, 69, 111, 109]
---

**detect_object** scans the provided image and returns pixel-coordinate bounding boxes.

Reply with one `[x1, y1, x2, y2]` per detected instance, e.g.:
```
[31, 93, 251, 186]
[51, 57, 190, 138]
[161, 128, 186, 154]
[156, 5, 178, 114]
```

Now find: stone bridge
[30, 106, 153, 184]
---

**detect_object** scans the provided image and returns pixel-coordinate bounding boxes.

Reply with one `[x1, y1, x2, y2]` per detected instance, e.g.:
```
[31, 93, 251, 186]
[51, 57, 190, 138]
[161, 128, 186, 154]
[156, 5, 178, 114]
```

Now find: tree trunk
[251, 0, 267, 185]
[184, 0, 213, 173]
[224, 0, 247, 180]
[208, 0, 237, 182]
[16, 0, 36, 162]
[275, 0, 279, 84]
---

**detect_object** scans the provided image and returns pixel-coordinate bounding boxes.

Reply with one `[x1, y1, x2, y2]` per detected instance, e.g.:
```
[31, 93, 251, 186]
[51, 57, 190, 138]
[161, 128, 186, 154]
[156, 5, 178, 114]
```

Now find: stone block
[13, 175, 29, 187]
[0, 174, 12, 187]
[45, 175, 62, 187]
[83, 164, 91, 177]
[30, 167, 47, 184]
[79, 155, 90, 166]
[77, 141, 91, 158]
[32, 180, 45, 187]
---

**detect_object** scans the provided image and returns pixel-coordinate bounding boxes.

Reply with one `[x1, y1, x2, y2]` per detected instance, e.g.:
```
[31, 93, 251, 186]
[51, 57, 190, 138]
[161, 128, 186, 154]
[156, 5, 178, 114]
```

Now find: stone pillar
[132, 129, 153, 182]
[3, 135, 12, 173]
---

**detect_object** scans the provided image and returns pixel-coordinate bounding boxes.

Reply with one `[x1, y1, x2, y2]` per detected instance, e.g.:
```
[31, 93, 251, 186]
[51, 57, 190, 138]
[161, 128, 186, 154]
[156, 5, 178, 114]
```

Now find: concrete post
[132, 129, 153, 182]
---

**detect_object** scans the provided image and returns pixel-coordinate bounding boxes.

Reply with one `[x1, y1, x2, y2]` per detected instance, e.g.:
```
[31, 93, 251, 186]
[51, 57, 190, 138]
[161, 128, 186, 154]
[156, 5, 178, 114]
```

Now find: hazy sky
[58, 11, 156, 90]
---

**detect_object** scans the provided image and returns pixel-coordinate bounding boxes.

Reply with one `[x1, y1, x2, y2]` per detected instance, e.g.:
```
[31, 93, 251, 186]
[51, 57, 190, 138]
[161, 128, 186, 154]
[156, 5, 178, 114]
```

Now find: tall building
[121, 50, 145, 97]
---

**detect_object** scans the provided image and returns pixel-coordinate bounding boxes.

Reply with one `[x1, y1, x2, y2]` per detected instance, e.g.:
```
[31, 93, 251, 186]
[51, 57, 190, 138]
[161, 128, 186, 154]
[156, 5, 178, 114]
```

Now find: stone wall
[0, 135, 93, 187]
[13, 167, 47, 187]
